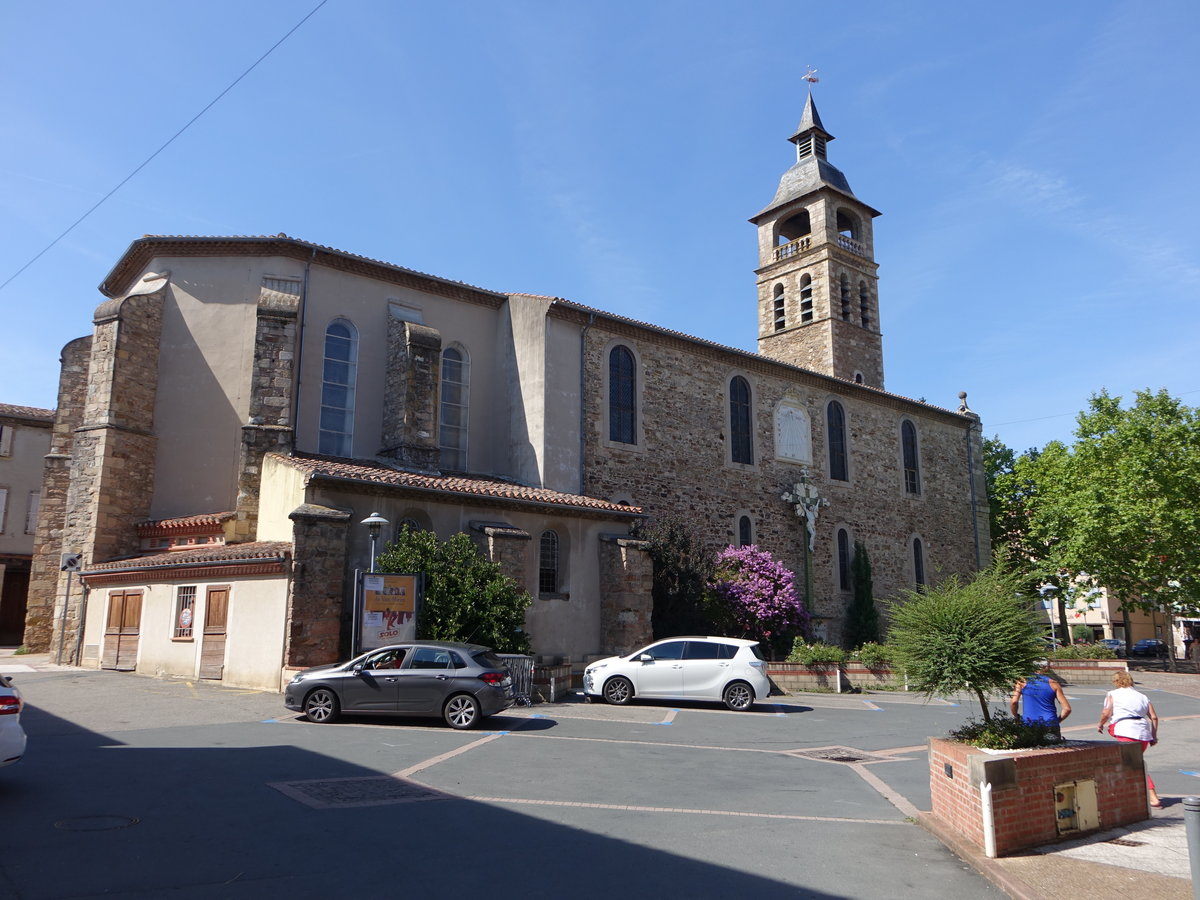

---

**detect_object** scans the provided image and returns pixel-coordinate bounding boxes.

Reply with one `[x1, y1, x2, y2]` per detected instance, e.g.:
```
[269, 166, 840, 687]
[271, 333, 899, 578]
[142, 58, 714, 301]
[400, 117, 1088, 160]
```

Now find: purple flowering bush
[709, 545, 809, 655]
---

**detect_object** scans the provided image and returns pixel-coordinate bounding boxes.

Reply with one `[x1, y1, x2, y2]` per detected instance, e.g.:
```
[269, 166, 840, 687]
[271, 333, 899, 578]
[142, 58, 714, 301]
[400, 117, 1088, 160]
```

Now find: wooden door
[199, 586, 229, 680]
[101, 591, 142, 671]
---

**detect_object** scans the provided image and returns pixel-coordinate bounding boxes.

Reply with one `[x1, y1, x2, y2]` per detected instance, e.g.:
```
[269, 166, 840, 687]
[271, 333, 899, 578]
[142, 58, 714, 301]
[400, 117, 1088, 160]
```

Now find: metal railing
[498, 653, 533, 706]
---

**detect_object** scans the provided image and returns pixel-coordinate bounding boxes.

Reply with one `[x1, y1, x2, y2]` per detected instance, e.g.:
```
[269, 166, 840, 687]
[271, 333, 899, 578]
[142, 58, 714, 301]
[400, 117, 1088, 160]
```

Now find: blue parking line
[862, 700, 883, 710]
[1180, 770, 1200, 777]
[261, 718, 279, 723]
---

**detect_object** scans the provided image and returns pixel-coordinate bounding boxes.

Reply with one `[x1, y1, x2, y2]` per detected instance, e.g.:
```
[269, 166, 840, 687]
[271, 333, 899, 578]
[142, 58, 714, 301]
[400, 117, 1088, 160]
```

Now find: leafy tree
[709, 545, 809, 658]
[375, 528, 531, 653]
[886, 562, 1044, 722]
[843, 541, 879, 649]
[632, 516, 720, 639]
[1027, 390, 1200, 671]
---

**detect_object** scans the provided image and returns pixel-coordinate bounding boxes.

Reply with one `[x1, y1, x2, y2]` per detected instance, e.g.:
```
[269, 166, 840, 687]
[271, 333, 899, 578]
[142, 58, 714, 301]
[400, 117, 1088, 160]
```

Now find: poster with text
[359, 573, 419, 651]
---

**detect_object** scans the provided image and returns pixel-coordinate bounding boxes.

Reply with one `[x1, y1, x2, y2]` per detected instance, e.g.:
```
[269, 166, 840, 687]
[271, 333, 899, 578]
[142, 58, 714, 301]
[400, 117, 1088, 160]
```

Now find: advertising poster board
[359, 573, 419, 652]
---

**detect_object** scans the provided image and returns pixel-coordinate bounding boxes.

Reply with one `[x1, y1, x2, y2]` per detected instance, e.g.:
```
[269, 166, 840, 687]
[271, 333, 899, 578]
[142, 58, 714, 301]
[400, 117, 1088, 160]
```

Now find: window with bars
[827, 401, 848, 481]
[439, 346, 470, 471]
[837, 529, 851, 591]
[859, 281, 872, 329]
[538, 530, 560, 594]
[609, 346, 636, 444]
[730, 376, 753, 465]
[772, 284, 786, 331]
[902, 420, 921, 495]
[839, 274, 852, 320]
[173, 585, 197, 640]
[913, 537, 926, 587]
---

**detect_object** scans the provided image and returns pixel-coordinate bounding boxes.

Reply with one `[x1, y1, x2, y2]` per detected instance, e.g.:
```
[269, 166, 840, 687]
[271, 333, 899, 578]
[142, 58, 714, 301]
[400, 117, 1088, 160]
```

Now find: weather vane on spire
[803, 66, 819, 84]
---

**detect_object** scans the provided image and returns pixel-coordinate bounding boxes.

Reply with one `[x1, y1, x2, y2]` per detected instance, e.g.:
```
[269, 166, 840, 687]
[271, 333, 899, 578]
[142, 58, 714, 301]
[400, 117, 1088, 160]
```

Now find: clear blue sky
[3, 1, 1197, 454]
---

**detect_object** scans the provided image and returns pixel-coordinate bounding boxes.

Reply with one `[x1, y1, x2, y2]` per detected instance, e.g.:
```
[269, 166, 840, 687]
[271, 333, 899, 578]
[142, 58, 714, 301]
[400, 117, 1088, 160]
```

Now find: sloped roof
[83, 541, 292, 573]
[276, 453, 643, 517]
[0, 403, 55, 423]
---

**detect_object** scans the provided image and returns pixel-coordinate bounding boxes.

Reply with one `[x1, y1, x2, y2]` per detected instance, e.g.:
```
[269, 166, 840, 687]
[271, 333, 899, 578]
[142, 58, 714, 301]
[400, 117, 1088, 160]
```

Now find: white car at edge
[583, 636, 771, 711]
[0, 674, 27, 768]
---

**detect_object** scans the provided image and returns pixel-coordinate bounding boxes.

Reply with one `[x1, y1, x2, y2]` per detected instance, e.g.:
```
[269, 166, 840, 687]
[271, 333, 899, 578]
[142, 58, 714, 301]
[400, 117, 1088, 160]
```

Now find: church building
[24, 95, 989, 690]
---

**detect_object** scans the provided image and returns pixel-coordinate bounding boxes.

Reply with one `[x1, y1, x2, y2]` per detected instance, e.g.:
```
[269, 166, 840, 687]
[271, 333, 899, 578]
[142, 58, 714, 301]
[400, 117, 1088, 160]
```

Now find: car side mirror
[638, 653, 653, 663]
[352, 664, 365, 675]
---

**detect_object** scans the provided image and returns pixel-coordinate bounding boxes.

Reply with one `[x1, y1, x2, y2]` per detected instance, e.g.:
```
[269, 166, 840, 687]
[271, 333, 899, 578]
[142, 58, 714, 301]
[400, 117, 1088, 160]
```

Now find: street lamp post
[361, 512, 389, 573]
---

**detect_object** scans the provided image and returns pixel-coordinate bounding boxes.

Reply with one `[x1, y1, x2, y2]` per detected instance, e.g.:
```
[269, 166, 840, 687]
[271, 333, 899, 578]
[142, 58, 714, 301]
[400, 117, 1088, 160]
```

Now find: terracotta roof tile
[136, 511, 236, 534]
[0, 403, 55, 422]
[276, 453, 643, 516]
[85, 541, 292, 572]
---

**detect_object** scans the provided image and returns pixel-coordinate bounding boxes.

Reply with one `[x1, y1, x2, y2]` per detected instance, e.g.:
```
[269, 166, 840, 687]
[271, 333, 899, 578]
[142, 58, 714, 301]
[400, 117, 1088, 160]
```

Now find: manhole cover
[827, 756, 863, 763]
[1105, 838, 1146, 847]
[55, 815, 140, 831]
[790, 746, 891, 764]
[270, 776, 452, 809]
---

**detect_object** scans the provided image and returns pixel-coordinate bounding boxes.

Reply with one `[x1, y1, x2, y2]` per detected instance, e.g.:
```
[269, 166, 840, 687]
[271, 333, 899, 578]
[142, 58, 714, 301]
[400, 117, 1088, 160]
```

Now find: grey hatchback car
[285, 641, 515, 729]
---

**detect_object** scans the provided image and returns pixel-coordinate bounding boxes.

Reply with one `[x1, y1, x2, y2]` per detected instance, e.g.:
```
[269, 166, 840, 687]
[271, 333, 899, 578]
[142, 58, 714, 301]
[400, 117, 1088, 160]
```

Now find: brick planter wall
[532, 663, 573, 702]
[929, 737, 1149, 857]
[842, 662, 903, 690]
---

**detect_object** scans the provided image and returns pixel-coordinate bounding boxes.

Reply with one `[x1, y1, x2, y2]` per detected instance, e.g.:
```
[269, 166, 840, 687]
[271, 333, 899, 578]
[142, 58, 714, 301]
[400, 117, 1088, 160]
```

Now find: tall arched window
[799, 274, 814, 323]
[859, 281, 871, 329]
[738, 515, 753, 547]
[902, 420, 921, 495]
[609, 346, 636, 444]
[539, 530, 560, 594]
[772, 284, 786, 332]
[439, 346, 470, 470]
[827, 400, 848, 481]
[837, 528, 851, 591]
[730, 376, 753, 465]
[839, 273, 852, 320]
[319, 318, 357, 456]
[913, 537, 926, 587]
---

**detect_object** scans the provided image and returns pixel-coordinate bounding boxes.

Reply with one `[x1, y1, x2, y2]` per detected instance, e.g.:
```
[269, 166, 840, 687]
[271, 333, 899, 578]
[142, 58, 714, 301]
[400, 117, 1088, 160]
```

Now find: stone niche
[928, 737, 1150, 857]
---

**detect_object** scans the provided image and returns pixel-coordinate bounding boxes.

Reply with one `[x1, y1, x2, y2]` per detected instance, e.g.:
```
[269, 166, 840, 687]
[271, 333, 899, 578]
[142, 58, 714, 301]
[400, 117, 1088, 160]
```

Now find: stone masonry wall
[380, 319, 441, 470]
[598, 536, 653, 655]
[24, 336, 92, 651]
[286, 504, 351, 667]
[583, 323, 988, 646]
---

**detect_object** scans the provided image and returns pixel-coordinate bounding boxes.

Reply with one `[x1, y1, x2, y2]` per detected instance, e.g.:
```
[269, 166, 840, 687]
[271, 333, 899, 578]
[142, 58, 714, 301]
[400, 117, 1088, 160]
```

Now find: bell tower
[751, 93, 884, 387]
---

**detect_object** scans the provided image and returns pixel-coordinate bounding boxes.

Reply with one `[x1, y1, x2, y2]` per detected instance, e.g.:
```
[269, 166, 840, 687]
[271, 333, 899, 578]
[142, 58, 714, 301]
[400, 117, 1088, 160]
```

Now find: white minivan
[583, 636, 771, 711]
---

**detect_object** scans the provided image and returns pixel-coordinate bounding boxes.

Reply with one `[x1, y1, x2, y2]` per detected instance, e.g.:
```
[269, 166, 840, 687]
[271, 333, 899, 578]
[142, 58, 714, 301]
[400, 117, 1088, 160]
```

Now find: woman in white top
[1097, 671, 1161, 807]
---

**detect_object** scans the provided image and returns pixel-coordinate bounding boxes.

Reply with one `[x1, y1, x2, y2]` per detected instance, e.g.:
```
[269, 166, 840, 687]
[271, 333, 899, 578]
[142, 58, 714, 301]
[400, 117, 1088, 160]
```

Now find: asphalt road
[2, 667, 1195, 900]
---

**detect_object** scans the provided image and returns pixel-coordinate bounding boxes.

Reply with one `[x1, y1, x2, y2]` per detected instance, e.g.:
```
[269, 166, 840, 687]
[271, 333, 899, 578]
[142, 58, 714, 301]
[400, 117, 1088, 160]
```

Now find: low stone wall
[1044, 659, 1127, 685]
[532, 663, 573, 703]
[842, 662, 904, 690]
[766, 662, 845, 692]
[929, 736, 1149, 857]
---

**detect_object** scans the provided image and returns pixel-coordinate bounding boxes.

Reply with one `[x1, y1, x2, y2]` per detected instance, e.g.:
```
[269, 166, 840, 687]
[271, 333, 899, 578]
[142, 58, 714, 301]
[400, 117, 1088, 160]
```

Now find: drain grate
[55, 815, 140, 831]
[790, 746, 892, 764]
[269, 776, 452, 809]
[1105, 838, 1146, 847]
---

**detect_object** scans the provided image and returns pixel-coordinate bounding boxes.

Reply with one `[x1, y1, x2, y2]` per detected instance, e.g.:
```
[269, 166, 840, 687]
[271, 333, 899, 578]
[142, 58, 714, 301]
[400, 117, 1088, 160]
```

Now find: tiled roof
[136, 511, 236, 535]
[0, 403, 55, 422]
[84, 541, 292, 573]
[276, 453, 643, 516]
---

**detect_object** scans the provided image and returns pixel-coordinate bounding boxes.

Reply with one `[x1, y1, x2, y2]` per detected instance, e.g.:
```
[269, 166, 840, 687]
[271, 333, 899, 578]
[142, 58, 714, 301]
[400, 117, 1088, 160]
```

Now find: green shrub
[788, 640, 846, 666]
[852, 642, 893, 668]
[949, 712, 1063, 749]
[1047, 643, 1116, 660]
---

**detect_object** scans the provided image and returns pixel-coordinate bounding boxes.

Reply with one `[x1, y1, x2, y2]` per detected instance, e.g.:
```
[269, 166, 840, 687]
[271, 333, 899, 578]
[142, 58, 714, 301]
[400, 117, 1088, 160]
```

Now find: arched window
[836, 209, 860, 240]
[777, 209, 811, 243]
[827, 400, 848, 481]
[902, 420, 921, 495]
[439, 346, 470, 470]
[859, 281, 871, 329]
[319, 319, 357, 456]
[773, 284, 786, 332]
[738, 515, 753, 547]
[730, 376, 753, 465]
[839, 273, 852, 320]
[539, 530, 560, 594]
[799, 274, 814, 323]
[609, 346, 636, 444]
[913, 537, 926, 587]
[837, 528, 851, 591]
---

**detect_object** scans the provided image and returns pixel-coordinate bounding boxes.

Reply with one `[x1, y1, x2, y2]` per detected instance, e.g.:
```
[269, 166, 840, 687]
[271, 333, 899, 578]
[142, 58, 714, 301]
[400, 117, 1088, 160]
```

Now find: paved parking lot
[5, 663, 1199, 900]
[1, 666, 1011, 899]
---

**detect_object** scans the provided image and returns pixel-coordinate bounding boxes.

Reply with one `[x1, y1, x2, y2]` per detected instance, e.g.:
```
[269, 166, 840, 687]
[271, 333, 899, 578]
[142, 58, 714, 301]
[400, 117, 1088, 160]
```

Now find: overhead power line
[0, 0, 330, 295]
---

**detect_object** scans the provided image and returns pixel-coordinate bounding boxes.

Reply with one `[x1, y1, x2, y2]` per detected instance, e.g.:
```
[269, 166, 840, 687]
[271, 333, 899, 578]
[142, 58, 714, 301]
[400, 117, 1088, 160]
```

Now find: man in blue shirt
[1010, 660, 1072, 736]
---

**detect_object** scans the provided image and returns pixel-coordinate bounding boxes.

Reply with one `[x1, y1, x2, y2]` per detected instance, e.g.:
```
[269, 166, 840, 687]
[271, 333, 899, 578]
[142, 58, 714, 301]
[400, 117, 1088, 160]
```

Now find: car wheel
[722, 681, 755, 711]
[304, 688, 340, 724]
[444, 694, 481, 730]
[602, 676, 634, 705]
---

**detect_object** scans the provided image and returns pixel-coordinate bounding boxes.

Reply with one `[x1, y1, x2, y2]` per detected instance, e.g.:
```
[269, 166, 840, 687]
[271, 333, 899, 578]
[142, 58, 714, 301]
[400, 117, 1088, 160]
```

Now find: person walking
[1097, 671, 1161, 808]
[1010, 660, 1071, 736]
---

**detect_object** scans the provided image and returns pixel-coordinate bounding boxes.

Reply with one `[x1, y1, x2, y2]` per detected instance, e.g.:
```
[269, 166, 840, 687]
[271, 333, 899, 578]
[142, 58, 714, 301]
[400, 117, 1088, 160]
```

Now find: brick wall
[929, 737, 1149, 856]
